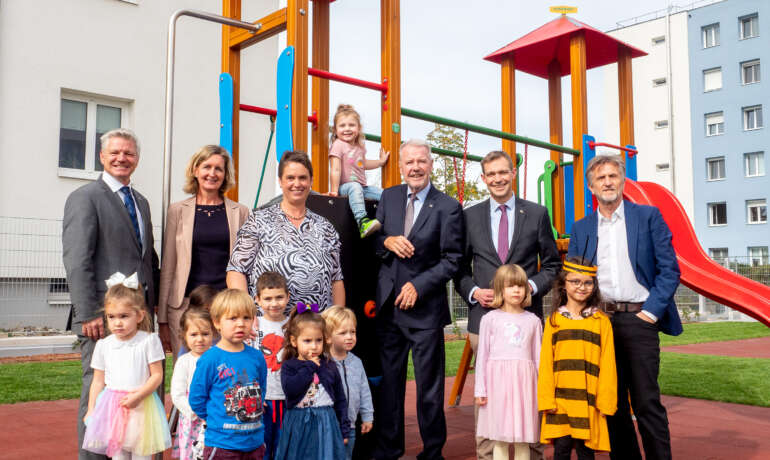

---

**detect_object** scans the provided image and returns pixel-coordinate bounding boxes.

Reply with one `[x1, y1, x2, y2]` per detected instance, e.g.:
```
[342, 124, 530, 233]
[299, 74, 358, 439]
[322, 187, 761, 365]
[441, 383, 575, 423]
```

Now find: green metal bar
[400, 107, 580, 156]
[254, 117, 276, 209]
[560, 161, 573, 167]
[365, 133, 483, 162]
[536, 160, 559, 240]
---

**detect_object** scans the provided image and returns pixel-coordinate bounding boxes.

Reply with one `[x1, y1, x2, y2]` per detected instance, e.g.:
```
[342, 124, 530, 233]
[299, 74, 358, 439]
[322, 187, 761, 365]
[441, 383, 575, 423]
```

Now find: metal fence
[1, 216, 768, 329]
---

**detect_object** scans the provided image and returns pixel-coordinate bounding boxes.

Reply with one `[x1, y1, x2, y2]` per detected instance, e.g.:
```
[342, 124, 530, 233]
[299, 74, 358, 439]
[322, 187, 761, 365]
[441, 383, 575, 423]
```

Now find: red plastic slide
[623, 180, 770, 327]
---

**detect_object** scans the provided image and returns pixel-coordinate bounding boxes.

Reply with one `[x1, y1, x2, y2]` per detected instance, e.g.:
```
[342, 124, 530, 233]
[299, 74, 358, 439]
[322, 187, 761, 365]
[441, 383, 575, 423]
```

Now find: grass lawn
[2, 322, 768, 405]
[660, 321, 770, 347]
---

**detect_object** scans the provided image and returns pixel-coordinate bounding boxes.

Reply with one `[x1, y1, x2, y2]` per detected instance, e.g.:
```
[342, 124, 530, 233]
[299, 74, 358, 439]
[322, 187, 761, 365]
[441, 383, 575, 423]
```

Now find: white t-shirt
[170, 352, 200, 418]
[91, 331, 165, 391]
[253, 317, 288, 400]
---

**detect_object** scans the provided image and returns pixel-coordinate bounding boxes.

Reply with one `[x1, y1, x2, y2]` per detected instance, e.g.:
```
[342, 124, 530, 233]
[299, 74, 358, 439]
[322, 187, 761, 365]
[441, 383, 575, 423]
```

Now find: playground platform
[1, 374, 769, 459]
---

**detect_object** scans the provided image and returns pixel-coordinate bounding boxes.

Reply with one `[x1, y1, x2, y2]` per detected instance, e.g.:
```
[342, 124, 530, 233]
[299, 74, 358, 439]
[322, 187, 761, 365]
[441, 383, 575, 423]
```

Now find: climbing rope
[253, 116, 276, 209]
[452, 129, 469, 205]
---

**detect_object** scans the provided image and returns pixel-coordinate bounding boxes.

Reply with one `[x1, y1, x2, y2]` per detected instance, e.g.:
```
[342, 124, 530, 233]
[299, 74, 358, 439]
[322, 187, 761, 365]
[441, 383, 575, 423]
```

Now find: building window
[652, 36, 666, 45]
[703, 67, 722, 92]
[747, 199, 767, 224]
[741, 60, 760, 85]
[743, 105, 763, 131]
[739, 14, 759, 40]
[652, 77, 667, 87]
[702, 23, 720, 48]
[58, 91, 129, 179]
[654, 120, 669, 129]
[748, 246, 768, 266]
[709, 248, 729, 264]
[706, 157, 725, 181]
[744, 152, 765, 177]
[708, 202, 727, 226]
[705, 112, 724, 136]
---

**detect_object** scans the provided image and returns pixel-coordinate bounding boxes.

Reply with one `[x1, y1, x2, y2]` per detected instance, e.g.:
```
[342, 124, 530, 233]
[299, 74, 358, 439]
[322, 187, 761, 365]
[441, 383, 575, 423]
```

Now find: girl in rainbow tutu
[82, 272, 171, 459]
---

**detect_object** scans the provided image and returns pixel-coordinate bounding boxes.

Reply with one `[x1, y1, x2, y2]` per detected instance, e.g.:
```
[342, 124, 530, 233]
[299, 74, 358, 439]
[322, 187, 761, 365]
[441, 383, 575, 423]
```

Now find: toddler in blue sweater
[189, 289, 268, 459]
[322, 305, 374, 460]
[275, 303, 350, 460]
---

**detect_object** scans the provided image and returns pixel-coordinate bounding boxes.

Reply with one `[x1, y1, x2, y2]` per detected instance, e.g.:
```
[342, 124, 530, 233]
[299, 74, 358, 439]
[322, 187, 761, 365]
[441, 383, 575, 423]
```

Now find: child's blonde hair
[179, 307, 215, 348]
[209, 289, 256, 323]
[103, 284, 152, 332]
[321, 305, 357, 337]
[491, 264, 532, 308]
[330, 104, 365, 146]
[282, 306, 329, 361]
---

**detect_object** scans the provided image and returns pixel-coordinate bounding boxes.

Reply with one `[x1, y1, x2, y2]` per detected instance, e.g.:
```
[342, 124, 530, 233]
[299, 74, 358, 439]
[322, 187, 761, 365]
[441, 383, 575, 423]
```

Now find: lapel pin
[519, 209, 524, 214]
[429, 204, 434, 208]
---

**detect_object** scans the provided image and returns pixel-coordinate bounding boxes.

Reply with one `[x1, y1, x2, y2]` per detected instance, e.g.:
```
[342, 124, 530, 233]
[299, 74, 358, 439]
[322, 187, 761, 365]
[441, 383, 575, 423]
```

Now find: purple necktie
[498, 205, 509, 262]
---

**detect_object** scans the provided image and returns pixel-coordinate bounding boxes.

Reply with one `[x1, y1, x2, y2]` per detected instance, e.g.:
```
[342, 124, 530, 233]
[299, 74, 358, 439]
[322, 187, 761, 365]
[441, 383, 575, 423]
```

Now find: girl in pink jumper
[475, 264, 542, 460]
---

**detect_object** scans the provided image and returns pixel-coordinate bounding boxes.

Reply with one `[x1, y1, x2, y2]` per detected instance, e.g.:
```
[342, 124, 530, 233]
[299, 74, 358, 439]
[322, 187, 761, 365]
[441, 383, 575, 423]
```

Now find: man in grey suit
[63, 128, 159, 460]
[455, 150, 561, 460]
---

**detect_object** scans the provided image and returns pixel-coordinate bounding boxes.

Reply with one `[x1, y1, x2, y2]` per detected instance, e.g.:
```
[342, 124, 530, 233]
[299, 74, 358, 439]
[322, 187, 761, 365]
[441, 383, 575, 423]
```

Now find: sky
[294, 0, 680, 198]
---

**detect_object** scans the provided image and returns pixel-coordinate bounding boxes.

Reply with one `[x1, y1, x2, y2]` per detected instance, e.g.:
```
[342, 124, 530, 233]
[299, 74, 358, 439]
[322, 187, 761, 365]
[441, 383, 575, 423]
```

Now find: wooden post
[618, 46, 635, 147]
[548, 59, 565, 235]
[311, 0, 330, 192]
[287, 0, 309, 153]
[222, 0, 241, 201]
[570, 31, 587, 221]
[501, 57, 517, 191]
[380, 0, 401, 187]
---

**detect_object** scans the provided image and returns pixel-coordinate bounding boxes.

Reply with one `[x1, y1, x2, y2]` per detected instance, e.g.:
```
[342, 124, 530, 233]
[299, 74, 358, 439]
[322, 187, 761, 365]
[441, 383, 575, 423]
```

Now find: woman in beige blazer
[158, 145, 249, 356]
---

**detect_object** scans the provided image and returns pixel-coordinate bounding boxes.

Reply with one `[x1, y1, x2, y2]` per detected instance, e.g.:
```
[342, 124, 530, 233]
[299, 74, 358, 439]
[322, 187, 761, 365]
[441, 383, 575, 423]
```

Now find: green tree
[426, 124, 487, 203]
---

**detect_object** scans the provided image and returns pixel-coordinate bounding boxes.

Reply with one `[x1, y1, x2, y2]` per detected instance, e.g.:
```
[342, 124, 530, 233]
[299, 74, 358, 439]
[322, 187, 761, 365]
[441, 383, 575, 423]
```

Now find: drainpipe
[665, 3, 677, 195]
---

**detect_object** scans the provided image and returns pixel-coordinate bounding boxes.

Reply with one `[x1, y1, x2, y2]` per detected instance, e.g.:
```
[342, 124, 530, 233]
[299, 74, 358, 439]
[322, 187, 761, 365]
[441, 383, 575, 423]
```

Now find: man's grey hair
[399, 138, 432, 158]
[100, 128, 141, 155]
[585, 153, 625, 185]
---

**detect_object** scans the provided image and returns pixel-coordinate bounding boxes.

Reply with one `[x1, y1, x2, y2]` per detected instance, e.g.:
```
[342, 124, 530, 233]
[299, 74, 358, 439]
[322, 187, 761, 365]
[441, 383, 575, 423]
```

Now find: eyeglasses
[566, 279, 595, 289]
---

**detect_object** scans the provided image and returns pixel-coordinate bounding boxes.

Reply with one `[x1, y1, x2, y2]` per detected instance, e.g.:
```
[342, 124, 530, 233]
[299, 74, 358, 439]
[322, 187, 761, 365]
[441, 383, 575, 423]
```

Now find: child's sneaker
[359, 218, 381, 238]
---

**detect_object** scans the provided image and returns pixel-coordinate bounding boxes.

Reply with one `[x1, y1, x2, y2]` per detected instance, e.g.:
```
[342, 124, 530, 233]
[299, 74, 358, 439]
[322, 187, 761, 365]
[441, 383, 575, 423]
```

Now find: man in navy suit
[373, 139, 465, 460]
[568, 154, 681, 460]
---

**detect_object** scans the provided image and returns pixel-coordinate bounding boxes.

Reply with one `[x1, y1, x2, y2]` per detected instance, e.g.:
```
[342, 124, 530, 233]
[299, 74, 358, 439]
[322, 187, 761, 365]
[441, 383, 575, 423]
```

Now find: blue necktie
[120, 186, 142, 251]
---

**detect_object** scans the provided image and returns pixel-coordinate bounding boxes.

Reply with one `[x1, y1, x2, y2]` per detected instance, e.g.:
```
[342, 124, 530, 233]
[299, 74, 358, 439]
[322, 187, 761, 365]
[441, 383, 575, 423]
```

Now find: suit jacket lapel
[224, 197, 239, 250]
[506, 198, 527, 263]
[181, 197, 195, 256]
[408, 185, 435, 238]
[396, 184, 408, 235]
[480, 199, 498, 260]
[136, 193, 152, 256]
[585, 211, 599, 263]
[624, 201, 639, 270]
[98, 179, 142, 253]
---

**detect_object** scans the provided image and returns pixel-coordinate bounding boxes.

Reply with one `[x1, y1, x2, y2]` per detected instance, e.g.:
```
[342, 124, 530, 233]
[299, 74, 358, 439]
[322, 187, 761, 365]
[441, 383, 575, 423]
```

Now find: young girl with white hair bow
[82, 272, 171, 460]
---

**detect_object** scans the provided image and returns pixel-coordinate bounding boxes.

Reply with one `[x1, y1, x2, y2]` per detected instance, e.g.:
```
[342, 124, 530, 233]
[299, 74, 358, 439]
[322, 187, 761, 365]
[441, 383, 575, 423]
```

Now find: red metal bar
[588, 141, 638, 157]
[308, 67, 388, 94]
[240, 104, 317, 126]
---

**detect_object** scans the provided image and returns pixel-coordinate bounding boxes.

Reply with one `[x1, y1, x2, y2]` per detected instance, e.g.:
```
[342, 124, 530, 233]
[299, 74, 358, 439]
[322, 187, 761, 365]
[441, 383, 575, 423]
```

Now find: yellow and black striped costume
[538, 310, 617, 451]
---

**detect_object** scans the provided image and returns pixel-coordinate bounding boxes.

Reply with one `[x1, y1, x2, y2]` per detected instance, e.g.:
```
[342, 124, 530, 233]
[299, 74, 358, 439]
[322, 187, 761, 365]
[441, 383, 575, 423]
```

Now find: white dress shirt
[102, 172, 145, 249]
[596, 201, 656, 321]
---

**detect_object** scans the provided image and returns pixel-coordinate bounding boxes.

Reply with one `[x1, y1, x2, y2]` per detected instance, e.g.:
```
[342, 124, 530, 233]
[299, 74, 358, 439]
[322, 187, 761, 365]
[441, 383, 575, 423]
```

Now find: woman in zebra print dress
[226, 151, 345, 312]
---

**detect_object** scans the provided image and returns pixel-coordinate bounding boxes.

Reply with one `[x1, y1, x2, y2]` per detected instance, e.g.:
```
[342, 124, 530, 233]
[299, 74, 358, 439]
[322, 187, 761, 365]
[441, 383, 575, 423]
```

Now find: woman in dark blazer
[158, 145, 249, 356]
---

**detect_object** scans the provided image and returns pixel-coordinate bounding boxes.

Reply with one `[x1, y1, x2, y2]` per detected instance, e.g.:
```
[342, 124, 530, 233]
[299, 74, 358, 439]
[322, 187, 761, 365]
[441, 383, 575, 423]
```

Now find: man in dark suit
[455, 150, 561, 459]
[63, 129, 159, 460]
[568, 154, 681, 460]
[373, 139, 465, 460]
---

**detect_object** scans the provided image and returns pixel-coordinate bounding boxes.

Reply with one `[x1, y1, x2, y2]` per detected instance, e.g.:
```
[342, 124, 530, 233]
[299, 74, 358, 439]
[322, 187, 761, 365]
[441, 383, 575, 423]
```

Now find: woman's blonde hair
[321, 305, 357, 337]
[491, 264, 532, 308]
[330, 104, 364, 146]
[103, 284, 152, 332]
[209, 289, 255, 323]
[183, 145, 235, 195]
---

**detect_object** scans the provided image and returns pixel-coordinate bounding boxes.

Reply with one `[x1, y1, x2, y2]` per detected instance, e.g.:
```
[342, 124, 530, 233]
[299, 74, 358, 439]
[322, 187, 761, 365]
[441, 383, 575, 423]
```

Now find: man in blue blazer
[568, 154, 681, 460]
[373, 139, 465, 460]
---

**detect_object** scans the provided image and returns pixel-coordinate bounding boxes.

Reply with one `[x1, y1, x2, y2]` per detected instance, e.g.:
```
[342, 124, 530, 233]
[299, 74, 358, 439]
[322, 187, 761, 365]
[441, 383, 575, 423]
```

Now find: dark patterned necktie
[498, 205, 509, 262]
[120, 185, 142, 251]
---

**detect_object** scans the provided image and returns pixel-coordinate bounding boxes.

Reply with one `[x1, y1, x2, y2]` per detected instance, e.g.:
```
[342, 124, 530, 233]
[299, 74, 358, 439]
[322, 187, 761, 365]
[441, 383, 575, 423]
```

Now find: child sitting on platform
[322, 305, 374, 460]
[328, 103, 389, 238]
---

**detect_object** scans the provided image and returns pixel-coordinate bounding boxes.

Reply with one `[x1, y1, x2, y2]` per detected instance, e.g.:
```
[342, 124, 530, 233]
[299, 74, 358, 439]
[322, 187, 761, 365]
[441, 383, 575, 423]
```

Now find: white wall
[0, 0, 279, 227]
[603, 12, 694, 220]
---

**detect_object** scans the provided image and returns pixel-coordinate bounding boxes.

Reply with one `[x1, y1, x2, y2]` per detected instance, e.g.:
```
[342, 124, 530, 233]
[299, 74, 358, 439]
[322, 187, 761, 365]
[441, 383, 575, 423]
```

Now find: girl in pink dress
[475, 264, 542, 460]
